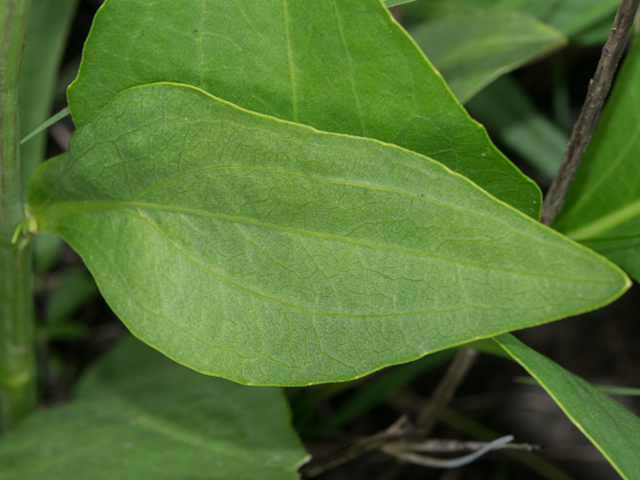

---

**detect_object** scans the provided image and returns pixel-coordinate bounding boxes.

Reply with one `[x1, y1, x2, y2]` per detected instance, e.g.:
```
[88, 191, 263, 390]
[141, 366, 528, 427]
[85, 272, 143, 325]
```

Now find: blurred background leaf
[0, 336, 308, 480]
[409, 11, 566, 102]
[466, 75, 568, 178]
[19, 0, 79, 273]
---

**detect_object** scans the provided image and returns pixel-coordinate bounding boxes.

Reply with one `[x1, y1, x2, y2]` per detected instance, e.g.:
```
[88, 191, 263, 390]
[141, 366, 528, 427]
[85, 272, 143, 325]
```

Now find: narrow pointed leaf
[30, 83, 629, 385]
[495, 334, 640, 480]
[408, 11, 566, 103]
[554, 36, 640, 282]
[571, 12, 618, 45]
[67, 0, 540, 216]
[0, 336, 308, 480]
[406, 0, 620, 38]
[19, 0, 78, 192]
[19, 0, 77, 272]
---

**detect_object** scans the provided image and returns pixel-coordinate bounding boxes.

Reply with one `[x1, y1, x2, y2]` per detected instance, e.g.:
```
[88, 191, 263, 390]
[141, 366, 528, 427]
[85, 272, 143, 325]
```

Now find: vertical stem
[0, 0, 34, 434]
[540, 0, 640, 226]
[416, 348, 479, 436]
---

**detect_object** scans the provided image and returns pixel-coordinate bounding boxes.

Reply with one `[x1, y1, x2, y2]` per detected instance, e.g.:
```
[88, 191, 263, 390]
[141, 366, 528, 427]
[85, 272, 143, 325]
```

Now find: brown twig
[300, 349, 479, 477]
[417, 348, 479, 435]
[382, 434, 517, 469]
[300, 417, 532, 478]
[540, 0, 640, 226]
[300, 416, 411, 478]
[383, 438, 539, 454]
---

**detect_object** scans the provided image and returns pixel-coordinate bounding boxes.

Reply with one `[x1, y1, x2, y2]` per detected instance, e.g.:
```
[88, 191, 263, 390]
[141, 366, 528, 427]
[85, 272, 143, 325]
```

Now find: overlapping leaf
[406, 0, 619, 38]
[0, 336, 307, 480]
[67, 0, 540, 216]
[466, 76, 567, 178]
[554, 36, 640, 282]
[408, 11, 566, 103]
[30, 83, 629, 385]
[495, 334, 640, 480]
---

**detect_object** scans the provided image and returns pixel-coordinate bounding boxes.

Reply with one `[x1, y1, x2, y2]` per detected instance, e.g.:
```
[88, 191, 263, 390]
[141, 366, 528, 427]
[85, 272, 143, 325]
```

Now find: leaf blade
[408, 11, 567, 103]
[495, 334, 640, 480]
[66, 0, 541, 216]
[0, 336, 307, 480]
[405, 0, 620, 39]
[554, 35, 640, 281]
[30, 83, 630, 385]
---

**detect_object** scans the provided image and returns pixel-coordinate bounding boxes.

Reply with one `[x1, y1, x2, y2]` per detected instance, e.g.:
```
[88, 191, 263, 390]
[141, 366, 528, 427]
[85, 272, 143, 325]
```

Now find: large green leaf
[406, 0, 619, 38]
[408, 11, 566, 103]
[66, 0, 540, 217]
[30, 82, 629, 385]
[495, 334, 640, 480]
[553, 36, 640, 282]
[0, 336, 307, 480]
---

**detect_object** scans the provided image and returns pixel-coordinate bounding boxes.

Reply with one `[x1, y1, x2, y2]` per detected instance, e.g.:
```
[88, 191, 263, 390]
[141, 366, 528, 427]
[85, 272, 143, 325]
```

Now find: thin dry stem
[540, 0, 640, 226]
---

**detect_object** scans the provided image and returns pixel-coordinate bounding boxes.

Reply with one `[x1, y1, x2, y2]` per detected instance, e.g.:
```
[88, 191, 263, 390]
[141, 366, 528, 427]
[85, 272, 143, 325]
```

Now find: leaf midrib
[36, 198, 615, 287]
[132, 209, 579, 318]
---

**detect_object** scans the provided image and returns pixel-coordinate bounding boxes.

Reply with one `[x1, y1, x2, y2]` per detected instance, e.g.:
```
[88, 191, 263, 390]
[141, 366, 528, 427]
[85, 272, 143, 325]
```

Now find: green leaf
[570, 12, 616, 45]
[571, 13, 634, 46]
[515, 376, 640, 396]
[495, 334, 640, 480]
[553, 35, 640, 282]
[408, 11, 566, 103]
[30, 82, 630, 385]
[0, 336, 308, 480]
[406, 0, 619, 38]
[383, 0, 416, 7]
[466, 76, 567, 178]
[19, 0, 78, 194]
[67, 0, 540, 217]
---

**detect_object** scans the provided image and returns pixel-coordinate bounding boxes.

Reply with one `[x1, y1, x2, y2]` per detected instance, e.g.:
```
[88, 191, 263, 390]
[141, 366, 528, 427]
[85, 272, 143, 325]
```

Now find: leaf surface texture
[67, 0, 540, 216]
[30, 83, 629, 385]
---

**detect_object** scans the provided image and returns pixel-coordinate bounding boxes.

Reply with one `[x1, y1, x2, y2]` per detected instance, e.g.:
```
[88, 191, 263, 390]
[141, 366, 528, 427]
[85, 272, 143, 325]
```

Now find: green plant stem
[0, 0, 35, 434]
